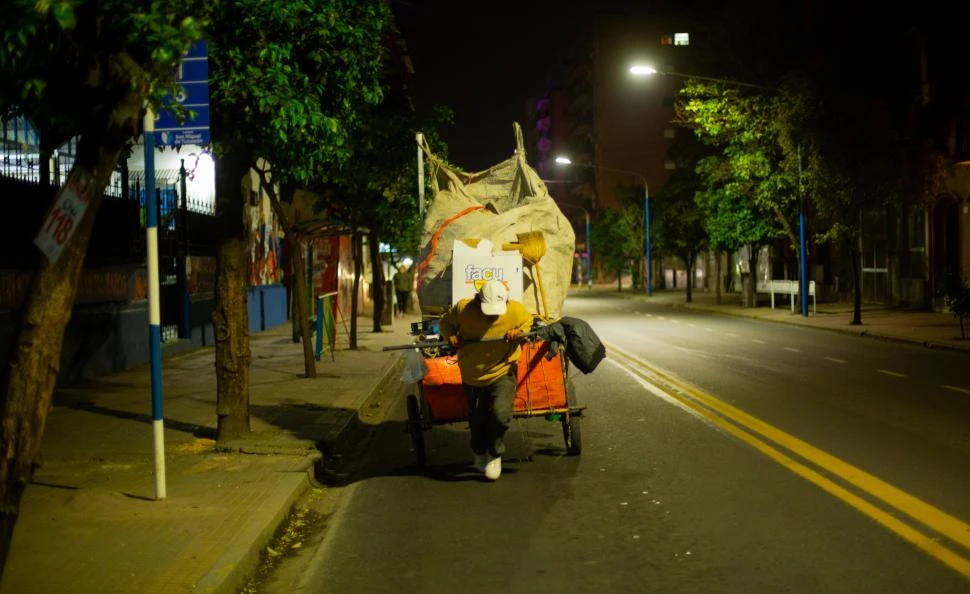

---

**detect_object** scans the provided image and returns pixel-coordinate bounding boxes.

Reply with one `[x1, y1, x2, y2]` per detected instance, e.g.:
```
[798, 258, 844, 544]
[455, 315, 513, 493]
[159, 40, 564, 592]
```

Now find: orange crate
[515, 341, 567, 412]
[419, 341, 567, 422]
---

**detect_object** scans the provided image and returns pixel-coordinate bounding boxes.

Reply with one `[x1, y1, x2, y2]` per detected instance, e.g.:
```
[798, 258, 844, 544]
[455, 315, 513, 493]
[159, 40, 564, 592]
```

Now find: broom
[503, 231, 549, 319]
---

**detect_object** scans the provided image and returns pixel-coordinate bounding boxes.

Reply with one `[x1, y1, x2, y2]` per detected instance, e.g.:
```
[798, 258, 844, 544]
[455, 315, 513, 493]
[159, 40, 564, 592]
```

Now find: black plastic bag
[558, 316, 606, 374]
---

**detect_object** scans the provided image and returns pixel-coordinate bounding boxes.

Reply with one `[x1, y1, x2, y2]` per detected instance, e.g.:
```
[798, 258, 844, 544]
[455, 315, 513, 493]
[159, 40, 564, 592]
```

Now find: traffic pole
[144, 108, 167, 500]
[416, 132, 425, 220]
[644, 183, 652, 296]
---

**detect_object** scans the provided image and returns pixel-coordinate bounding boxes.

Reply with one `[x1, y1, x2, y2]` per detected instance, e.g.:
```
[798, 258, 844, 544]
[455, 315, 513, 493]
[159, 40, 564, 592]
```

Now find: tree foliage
[653, 136, 709, 302]
[208, 0, 388, 170]
[203, 0, 391, 399]
[2, 0, 206, 148]
[677, 81, 800, 256]
[590, 200, 641, 291]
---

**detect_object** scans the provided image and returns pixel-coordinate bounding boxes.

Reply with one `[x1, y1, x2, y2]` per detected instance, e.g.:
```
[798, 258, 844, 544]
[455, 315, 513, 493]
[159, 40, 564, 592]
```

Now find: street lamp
[556, 156, 651, 296]
[630, 65, 809, 317]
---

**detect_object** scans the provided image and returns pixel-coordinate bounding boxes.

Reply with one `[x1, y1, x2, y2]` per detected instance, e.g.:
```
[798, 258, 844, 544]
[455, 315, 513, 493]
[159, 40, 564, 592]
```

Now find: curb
[195, 453, 319, 594]
[323, 352, 407, 455]
[202, 352, 406, 593]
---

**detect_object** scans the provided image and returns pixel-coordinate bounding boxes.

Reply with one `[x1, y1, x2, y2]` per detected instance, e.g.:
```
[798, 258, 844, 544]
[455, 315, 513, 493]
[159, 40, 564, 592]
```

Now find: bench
[756, 279, 816, 314]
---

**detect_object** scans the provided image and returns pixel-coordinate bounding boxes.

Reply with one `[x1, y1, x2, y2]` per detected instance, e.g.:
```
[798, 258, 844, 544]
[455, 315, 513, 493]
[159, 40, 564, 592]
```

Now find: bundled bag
[559, 317, 606, 374]
[533, 317, 606, 374]
[415, 123, 575, 320]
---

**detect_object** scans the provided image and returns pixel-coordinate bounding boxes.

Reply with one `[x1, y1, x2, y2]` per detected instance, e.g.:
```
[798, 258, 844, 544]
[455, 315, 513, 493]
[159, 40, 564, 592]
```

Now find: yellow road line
[877, 369, 906, 378]
[606, 340, 970, 579]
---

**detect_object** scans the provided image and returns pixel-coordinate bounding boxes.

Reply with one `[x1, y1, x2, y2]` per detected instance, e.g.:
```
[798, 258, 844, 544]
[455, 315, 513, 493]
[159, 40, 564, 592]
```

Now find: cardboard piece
[450, 239, 523, 305]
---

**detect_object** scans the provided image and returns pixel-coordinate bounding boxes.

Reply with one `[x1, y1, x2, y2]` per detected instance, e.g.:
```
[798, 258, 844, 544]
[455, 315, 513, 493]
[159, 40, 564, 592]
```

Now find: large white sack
[416, 123, 575, 320]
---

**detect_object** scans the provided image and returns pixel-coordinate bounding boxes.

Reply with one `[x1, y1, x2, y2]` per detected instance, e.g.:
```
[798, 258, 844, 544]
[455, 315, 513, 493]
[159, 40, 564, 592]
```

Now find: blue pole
[315, 295, 323, 361]
[178, 160, 191, 339]
[798, 143, 808, 317]
[325, 295, 335, 362]
[585, 210, 591, 289]
[144, 108, 166, 499]
[799, 210, 808, 317]
[645, 183, 652, 296]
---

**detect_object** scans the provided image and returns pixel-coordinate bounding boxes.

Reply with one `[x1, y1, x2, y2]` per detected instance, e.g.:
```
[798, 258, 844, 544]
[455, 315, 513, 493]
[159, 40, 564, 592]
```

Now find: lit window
[663, 128, 676, 139]
[674, 32, 689, 46]
[660, 35, 673, 46]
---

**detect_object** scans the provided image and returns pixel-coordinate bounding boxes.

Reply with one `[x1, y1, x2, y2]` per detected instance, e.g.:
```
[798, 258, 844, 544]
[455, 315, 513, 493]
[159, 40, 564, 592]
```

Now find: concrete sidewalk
[1, 286, 966, 594]
[0, 310, 422, 594]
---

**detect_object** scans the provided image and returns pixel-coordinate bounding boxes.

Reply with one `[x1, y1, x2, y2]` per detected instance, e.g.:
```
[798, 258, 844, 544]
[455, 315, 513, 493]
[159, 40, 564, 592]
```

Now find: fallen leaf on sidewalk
[172, 438, 217, 454]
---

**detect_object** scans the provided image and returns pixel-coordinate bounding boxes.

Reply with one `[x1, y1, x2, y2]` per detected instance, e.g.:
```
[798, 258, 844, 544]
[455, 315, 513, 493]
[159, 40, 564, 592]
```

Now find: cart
[404, 337, 585, 466]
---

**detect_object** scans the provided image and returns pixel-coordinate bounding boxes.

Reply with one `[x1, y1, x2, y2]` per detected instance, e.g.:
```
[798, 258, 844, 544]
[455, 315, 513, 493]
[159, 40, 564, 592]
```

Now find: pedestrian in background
[393, 265, 413, 317]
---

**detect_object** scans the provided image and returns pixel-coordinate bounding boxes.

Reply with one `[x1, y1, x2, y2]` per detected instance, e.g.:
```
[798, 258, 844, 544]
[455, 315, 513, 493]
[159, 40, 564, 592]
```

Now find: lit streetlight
[556, 156, 651, 296]
[629, 65, 809, 317]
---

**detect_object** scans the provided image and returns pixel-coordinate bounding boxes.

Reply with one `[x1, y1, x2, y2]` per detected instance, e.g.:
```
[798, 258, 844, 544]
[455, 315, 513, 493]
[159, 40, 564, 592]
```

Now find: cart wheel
[562, 380, 582, 455]
[562, 415, 582, 456]
[406, 394, 427, 466]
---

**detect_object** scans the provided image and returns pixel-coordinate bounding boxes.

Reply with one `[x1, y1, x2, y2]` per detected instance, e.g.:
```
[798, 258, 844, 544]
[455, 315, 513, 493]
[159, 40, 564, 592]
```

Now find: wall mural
[250, 192, 283, 286]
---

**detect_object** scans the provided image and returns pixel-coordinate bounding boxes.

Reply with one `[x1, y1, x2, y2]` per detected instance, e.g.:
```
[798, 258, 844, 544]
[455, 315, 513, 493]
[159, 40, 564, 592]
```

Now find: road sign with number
[34, 170, 93, 262]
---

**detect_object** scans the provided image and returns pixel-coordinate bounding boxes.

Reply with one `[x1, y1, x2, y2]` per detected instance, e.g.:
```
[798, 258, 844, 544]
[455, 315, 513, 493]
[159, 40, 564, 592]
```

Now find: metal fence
[1, 116, 215, 215]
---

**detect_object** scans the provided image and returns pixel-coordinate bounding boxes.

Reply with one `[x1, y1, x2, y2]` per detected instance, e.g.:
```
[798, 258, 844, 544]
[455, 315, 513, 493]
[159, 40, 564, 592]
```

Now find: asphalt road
[258, 291, 970, 593]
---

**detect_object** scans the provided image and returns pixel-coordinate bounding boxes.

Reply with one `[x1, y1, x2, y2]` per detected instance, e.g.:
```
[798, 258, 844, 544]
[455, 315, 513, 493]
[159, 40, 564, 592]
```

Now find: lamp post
[630, 65, 809, 316]
[556, 156, 651, 295]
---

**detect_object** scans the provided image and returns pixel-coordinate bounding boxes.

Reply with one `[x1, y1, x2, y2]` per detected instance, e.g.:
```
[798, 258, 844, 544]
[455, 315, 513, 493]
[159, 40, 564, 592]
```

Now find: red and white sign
[34, 171, 93, 262]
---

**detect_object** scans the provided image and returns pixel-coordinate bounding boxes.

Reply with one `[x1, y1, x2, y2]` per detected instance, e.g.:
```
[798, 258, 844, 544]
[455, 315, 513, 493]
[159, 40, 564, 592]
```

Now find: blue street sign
[155, 41, 210, 146]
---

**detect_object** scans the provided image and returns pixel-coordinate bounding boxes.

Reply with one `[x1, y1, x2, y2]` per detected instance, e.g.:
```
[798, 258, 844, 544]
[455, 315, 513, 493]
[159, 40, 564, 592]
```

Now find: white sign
[34, 171, 93, 262]
[450, 239, 524, 304]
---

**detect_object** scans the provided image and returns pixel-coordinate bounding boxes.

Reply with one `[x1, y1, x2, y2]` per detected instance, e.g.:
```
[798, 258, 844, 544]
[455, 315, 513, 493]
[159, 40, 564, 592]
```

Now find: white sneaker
[473, 453, 489, 473]
[484, 456, 502, 481]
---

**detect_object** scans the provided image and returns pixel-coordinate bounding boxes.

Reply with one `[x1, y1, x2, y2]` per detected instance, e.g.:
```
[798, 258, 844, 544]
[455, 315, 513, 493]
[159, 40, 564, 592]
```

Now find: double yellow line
[606, 341, 970, 580]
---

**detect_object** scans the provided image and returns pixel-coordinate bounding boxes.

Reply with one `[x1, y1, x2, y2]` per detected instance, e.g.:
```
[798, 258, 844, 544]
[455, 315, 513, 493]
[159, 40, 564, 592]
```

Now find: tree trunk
[212, 151, 252, 442]
[261, 179, 315, 378]
[715, 251, 723, 305]
[368, 230, 385, 333]
[290, 239, 316, 376]
[0, 89, 142, 576]
[350, 232, 362, 350]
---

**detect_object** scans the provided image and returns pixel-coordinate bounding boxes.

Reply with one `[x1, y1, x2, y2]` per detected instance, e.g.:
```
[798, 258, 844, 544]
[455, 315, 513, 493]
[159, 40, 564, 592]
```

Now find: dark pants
[465, 370, 516, 457]
[395, 290, 409, 314]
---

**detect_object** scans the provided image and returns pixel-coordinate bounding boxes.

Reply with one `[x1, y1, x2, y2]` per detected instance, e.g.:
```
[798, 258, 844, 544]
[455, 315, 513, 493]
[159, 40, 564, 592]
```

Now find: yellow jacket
[438, 298, 533, 386]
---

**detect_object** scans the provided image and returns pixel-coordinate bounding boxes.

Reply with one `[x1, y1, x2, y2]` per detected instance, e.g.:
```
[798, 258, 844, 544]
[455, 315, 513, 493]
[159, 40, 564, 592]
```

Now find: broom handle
[534, 263, 550, 319]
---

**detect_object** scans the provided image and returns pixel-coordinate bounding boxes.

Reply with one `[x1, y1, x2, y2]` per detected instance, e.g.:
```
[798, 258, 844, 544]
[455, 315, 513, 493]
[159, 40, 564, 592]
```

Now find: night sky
[395, 0, 612, 171]
[394, 0, 956, 172]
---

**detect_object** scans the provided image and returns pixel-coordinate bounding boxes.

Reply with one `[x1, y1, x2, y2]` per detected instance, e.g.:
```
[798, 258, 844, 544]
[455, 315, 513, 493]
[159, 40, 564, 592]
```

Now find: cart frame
[404, 340, 585, 466]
